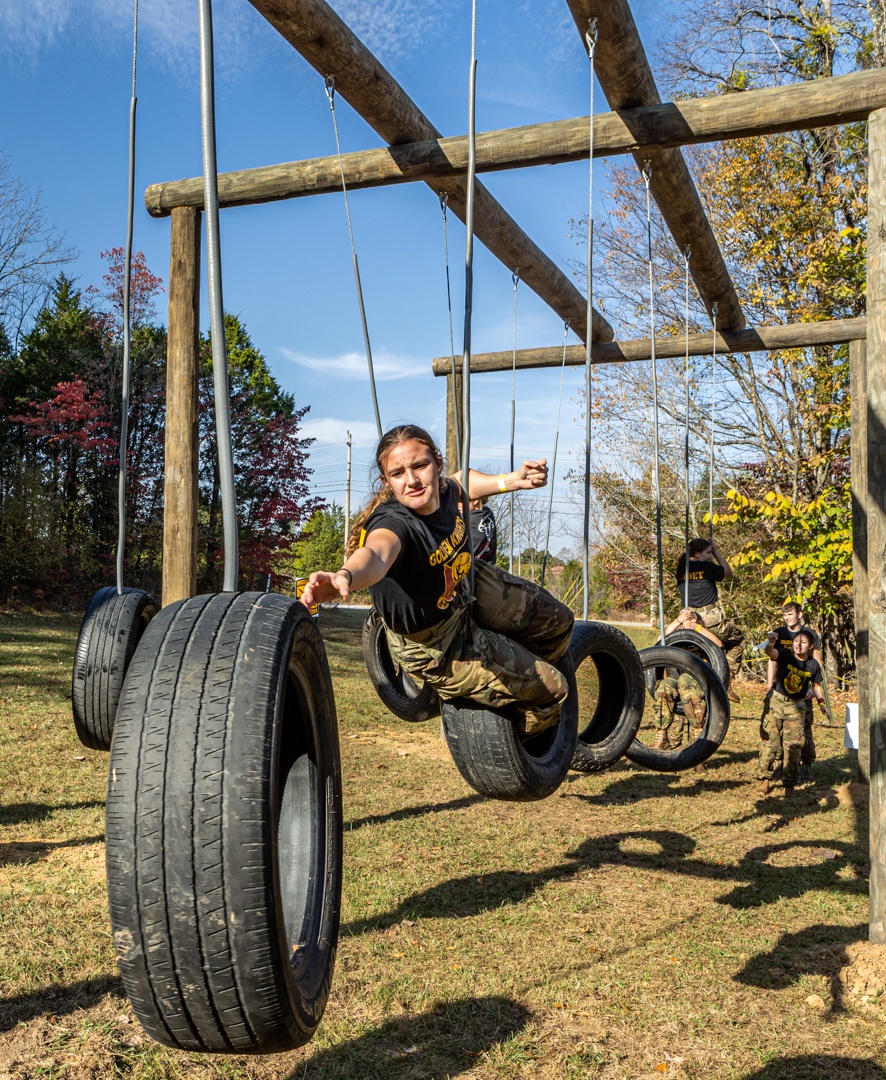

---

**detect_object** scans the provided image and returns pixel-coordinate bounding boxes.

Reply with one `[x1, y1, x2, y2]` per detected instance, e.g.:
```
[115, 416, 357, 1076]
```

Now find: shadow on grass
[290, 995, 531, 1080]
[0, 800, 105, 826]
[346, 793, 484, 832]
[737, 1055, 886, 1079]
[0, 974, 124, 1032]
[0, 834, 104, 867]
[344, 827, 867, 934]
[563, 770, 747, 805]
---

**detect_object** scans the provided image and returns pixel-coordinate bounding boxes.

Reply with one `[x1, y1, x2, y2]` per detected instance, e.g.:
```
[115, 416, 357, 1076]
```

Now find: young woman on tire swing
[652, 609, 723, 753]
[301, 424, 574, 737]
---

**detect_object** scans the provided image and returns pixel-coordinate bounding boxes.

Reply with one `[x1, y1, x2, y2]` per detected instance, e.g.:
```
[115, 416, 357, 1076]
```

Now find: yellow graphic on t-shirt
[783, 664, 809, 695]
[429, 517, 467, 566]
[438, 551, 472, 609]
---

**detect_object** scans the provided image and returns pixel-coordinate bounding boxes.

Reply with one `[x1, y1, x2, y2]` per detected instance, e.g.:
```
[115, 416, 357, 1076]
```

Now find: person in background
[652, 610, 722, 752]
[675, 537, 745, 703]
[765, 601, 823, 783]
[758, 628, 831, 796]
[468, 495, 497, 564]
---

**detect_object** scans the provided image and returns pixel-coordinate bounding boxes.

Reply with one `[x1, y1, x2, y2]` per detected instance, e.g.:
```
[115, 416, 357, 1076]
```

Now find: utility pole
[344, 431, 352, 559]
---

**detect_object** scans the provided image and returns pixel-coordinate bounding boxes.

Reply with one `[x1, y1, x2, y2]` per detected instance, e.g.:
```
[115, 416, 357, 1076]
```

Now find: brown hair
[675, 538, 713, 582]
[345, 424, 446, 555]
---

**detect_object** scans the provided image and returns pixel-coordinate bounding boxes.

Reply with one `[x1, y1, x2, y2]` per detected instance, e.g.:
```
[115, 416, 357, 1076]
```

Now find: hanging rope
[682, 246, 692, 608]
[325, 75, 383, 440]
[709, 302, 719, 541]
[198, 0, 238, 592]
[459, 0, 478, 560]
[116, 0, 139, 594]
[642, 161, 667, 644]
[440, 192, 461, 467]
[582, 19, 598, 621]
[541, 321, 570, 588]
[508, 269, 519, 573]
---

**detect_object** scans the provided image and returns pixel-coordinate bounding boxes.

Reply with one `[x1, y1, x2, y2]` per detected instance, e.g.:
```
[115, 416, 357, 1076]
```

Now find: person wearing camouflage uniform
[300, 424, 573, 736]
[653, 671, 707, 749]
[758, 628, 831, 796]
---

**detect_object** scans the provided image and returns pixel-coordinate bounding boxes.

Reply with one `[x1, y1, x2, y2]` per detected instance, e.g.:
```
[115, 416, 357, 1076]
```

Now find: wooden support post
[445, 372, 463, 473]
[868, 108, 886, 943]
[851, 338, 870, 782]
[162, 206, 202, 607]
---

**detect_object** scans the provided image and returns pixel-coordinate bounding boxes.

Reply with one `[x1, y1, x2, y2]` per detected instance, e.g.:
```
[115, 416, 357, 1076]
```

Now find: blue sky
[0, 0, 674, 552]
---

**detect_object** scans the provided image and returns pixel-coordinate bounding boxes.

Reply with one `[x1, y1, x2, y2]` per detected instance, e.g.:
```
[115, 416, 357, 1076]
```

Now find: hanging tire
[569, 621, 645, 773]
[105, 592, 342, 1054]
[440, 650, 578, 802]
[362, 609, 440, 722]
[71, 586, 157, 751]
[651, 629, 731, 690]
[627, 645, 730, 772]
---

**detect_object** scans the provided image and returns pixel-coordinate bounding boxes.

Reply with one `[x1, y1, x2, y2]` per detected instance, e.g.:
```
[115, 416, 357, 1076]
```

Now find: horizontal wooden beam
[145, 70, 886, 218]
[246, 0, 612, 343]
[566, 0, 745, 332]
[431, 317, 867, 375]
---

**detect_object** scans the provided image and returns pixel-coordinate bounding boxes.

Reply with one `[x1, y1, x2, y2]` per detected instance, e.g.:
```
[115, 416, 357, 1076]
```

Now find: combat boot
[758, 778, 771, 796]
[653, 728, 671, 750]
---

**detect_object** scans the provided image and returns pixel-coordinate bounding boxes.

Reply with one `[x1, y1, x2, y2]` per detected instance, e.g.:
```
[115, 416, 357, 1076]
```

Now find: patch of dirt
[823, 941, 886, 1019]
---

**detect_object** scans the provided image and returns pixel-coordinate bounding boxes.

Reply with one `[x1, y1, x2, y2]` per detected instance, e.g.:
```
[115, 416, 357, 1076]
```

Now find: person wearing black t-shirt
[675, 537, 745, 701]
[765, 601, 823, 781]
[468, 496, 497, 564]
[757, 628, 831, 796]
[301, 424, 574, 736]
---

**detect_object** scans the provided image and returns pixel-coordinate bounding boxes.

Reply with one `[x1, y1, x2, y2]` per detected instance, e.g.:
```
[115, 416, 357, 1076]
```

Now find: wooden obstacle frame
[150, 0, 886, 940]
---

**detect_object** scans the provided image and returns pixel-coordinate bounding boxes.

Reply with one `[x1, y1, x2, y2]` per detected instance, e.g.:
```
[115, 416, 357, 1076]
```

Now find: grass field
[1, 607, 884, 1079]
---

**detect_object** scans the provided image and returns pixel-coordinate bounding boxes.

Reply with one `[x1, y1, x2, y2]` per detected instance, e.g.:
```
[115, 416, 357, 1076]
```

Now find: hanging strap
[508, 269, 519, 574]
[325, 76, 383, 440]
[682, 246, 692, 608]
[643, 161, 666, 644]
[541, 321, 570, 588]
[709, 302, 718, 541]
[582, 18, 598, 622]
[116, 0, 139, 594]
[440, 193, 461, 467]
[198, 0, 239, 592]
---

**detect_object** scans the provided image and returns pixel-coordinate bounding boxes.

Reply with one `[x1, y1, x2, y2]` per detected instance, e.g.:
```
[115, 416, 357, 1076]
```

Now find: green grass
[0, 607, 883, 1079]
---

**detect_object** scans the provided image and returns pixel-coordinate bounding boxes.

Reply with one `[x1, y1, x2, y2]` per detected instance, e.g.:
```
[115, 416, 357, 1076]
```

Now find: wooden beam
[247, 0, 612, 343]
[565, 0, 745, 331]
[145, 70, 886, 217]
[867, 108, 886, 944]
[162, 207, 201, 607]
[431, 318, 866, 375]
[850, 338, 870, 783]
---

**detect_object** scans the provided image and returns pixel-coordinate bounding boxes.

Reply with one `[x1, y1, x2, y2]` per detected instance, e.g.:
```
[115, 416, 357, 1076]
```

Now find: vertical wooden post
[851, 338, 870, 782]
[445, 371, 462, 471]
[867, 109, 886, 943]
[162, 206, 202, 607]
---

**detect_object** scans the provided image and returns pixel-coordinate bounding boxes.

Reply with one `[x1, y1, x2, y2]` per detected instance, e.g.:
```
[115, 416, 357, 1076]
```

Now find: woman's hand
[300, 570, 351, 609]
[516, 459, 548, 488]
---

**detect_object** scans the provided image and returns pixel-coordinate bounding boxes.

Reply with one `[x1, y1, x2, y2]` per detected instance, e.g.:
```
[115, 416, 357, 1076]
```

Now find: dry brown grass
[1, 607, 884, 1079]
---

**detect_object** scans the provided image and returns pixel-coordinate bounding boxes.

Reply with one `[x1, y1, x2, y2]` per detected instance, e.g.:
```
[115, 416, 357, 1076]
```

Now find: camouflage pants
[689, 603, 746, 679]
[654, 673, 706, 746]
[758, 692, 806, 784]
[802, 699, 816, 765]
[384, 560, 574, 729]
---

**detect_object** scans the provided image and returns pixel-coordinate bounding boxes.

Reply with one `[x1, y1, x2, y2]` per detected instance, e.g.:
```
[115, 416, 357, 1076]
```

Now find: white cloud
[300, 415, 380, 450]
[279, 346, 427, 381]
[329, 0, 452, 65]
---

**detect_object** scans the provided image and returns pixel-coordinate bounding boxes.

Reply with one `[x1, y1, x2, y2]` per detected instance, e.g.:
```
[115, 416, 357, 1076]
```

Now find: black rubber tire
[652, 629, 731, 690]
[361, 609, 440, 722]
[440, 650, 578, 802]
[626, 645, 730, 772]
[71, 586, 157, 751]
[569, 621, 645, 773]
[106, 592, 342, 1054]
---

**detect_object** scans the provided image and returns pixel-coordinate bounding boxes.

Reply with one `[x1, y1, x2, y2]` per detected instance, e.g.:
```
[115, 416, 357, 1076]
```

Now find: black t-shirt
[365, 482, 472, 636]
[677, 559, 725, 607]
[770, 623, 821, 651]
[470, 505, 497, 564]
[772, 645, 821, 700]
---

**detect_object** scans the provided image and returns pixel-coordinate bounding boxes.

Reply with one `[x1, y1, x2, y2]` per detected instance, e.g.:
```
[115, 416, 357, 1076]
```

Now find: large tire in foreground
[626, 645, 730, 772]
[71, 586, 157, 751]
[656, 629, 730, 690]
[106, 592, 342, 1054]
[440, 651, 578, 802]
[569, 621, 645, 773]
[362, 609, 440, 722]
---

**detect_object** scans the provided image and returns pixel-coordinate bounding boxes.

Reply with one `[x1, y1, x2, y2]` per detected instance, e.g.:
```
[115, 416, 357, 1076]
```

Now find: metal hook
[684, 245, 692, 263]
[512, 269, 520, 288]
[585, 18, 598, 56]
[324, 74, 335, 104]
[641, 160, 652, 185]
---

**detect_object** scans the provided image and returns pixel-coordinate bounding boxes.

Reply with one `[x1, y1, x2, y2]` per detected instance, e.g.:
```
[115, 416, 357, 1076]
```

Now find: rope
[709, 302, 718, 540]
[440, 193, 460, 467]
[581, 19, 598, 621]
[325, 76, 382, 440]
[643, 161, 666, 644]
[198, 0, 238, 591]
[541, 321, 570, 588]
[508, 269, 519, 573]
[682, 246, 691, 608]
[116, 0, 139, 594]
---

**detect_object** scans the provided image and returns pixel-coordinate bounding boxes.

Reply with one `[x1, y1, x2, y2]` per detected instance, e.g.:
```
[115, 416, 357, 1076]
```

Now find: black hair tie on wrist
[338, 568, 353, 586]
